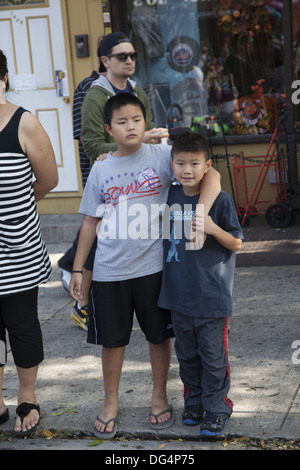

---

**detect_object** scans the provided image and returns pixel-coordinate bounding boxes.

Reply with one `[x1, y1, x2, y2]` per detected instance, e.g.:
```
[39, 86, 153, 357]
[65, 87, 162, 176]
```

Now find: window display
[126, 0, 285, 137]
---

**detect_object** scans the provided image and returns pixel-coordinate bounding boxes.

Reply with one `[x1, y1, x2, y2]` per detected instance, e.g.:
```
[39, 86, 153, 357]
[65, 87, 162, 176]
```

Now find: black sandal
[15, 402, 40, 438]
[0, 406, 9, 425]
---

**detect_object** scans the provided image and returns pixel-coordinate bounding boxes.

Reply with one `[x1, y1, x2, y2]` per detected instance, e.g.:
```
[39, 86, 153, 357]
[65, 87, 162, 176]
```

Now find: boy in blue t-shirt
[158, 131, 243, 437]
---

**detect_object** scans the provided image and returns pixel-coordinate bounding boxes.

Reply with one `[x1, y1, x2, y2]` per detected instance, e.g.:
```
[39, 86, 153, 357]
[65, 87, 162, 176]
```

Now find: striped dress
[0, 107, 51, 296]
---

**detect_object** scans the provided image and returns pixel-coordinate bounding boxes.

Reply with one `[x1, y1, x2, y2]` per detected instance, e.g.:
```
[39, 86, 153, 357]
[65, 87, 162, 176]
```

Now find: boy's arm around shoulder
[191, 166, 221, 249]
[193, 191, 243, 251]
[199, 166, 221, 214]
[203, 214, 242, 251]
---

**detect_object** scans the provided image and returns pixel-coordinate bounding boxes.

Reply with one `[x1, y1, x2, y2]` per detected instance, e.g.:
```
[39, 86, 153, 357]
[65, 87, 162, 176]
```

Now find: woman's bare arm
[19, 112, 58, 201]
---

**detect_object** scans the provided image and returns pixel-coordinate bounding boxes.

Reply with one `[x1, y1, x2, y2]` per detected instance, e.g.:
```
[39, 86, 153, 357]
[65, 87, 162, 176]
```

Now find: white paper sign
[14, 74, 37, 91]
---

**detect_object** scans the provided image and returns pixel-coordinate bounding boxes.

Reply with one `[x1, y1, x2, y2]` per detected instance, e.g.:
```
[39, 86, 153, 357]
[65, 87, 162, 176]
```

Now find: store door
[0, 0, 78, 193]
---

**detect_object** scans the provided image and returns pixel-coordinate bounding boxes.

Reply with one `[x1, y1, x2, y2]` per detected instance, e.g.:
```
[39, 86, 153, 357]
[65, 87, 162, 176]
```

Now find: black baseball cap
[98, 32, 132, 72]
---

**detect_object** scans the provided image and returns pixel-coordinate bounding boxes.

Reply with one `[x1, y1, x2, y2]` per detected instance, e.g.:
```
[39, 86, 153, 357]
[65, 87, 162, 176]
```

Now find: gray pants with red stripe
[171, 312, 233, 419]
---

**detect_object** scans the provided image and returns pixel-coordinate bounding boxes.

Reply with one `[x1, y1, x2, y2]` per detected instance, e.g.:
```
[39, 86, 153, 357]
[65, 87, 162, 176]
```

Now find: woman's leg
[1, 288, 43, 432]
[0, 365, 8, 419]
[14, 365, 40, 433]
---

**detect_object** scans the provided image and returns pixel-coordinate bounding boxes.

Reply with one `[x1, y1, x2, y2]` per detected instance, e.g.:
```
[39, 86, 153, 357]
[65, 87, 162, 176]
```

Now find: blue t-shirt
[158, 186, 243, 318]
[111, 81, 133, 95]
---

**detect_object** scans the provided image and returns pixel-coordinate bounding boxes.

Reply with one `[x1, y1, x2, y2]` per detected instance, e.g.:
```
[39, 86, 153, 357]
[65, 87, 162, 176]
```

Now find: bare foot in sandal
[150, 404, 175, 429]
[14, 402, 40, 436]
[94, 402, 118, 438]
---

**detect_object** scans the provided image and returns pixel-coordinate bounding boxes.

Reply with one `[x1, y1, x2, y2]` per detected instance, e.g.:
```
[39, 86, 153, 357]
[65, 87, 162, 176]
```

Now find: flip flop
[150, 405, 175, 430]
[93, 416, 118, 440]
[14, 402, 40, 438]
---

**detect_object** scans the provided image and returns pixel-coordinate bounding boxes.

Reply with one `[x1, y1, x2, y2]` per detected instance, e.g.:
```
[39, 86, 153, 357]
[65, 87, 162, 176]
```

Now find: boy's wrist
[71, 269, 83, 274]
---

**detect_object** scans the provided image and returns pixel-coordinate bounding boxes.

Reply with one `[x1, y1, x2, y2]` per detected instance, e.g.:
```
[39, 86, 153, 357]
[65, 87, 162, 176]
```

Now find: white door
[0, 0, 78, 193]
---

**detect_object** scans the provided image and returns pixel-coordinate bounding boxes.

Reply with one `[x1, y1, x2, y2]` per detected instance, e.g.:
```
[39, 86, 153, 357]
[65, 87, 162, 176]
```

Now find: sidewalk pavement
[0, 213, 299, 448]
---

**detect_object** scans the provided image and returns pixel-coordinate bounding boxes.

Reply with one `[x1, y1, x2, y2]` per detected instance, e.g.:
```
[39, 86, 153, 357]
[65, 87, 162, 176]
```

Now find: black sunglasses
[106, 52, 138, 62]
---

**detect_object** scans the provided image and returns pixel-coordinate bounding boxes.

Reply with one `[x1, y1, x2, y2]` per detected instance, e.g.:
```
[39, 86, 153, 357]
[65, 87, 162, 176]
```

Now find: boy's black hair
[171, 131, 210, 161]
[104, 93, 146, 127]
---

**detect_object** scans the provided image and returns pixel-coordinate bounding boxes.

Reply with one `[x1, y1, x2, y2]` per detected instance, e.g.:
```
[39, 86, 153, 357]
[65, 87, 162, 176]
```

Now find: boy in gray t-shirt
[69, 93, 221, 439]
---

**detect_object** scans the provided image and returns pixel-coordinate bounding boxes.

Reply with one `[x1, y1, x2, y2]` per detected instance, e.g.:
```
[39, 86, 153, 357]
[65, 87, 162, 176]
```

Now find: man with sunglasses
[81, 32, 168, 165]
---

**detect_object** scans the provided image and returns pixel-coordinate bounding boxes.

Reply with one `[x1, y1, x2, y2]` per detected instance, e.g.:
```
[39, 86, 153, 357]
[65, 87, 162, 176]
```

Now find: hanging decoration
[234, 79, 280, 134]
[214, 0, 283, 37]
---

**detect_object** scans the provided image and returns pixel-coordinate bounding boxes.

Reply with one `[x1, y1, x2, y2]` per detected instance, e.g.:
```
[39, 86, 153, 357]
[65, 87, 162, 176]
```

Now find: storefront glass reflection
[127, 0, 285, 137]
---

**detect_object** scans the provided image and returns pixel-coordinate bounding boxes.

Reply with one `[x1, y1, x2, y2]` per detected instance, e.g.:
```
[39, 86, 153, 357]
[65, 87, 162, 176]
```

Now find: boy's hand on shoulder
[190, 205, 206, 249]
[202, 214, 241, 251]
[95, 153, 108, 161]
[143, 128, 169, 144]
[203, 214, 217, 236]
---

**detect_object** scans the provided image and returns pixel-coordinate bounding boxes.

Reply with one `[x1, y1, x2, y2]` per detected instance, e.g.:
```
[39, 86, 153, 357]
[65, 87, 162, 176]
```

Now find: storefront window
[126, 0, 285, 137]
[292, 0, 300, 125]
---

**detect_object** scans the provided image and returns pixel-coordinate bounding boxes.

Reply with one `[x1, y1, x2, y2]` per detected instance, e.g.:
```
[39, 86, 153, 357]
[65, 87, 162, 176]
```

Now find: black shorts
[87, 271, 173, 347]
[0, 287, 44, 368]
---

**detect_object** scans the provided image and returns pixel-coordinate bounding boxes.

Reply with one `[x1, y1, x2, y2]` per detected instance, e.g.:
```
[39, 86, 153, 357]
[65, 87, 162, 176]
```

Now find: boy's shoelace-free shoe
[200, 413, 228, 437]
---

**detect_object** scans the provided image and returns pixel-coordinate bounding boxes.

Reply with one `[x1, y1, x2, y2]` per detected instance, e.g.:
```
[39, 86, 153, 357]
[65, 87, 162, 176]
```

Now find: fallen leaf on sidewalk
[51, 411, 64, 416]
[157, 443, 166, 450]
[43, 429, 57, 439]
[51, 403, 77, 416]
[87, 439, 105, 447]
[222, 436, 249, 447]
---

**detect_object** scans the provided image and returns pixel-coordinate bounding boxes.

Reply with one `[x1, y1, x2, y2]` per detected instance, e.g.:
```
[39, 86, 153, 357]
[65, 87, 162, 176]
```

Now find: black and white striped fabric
[73, 70, 99, 187]
[0, 107, 51, 296]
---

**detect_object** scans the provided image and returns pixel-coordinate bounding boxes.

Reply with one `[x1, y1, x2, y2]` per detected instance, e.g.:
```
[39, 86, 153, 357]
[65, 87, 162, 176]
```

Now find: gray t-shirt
[79, 143, 174, 281]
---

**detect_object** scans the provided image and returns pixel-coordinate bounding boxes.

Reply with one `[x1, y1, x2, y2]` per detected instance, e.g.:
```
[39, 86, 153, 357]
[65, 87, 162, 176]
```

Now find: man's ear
[101, 56, 109, 68]
[105, 123, 113, 136]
